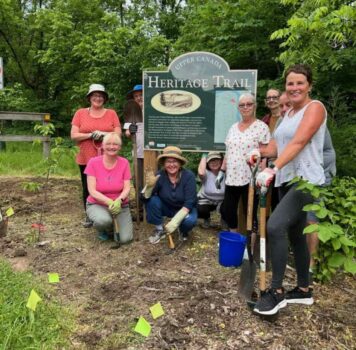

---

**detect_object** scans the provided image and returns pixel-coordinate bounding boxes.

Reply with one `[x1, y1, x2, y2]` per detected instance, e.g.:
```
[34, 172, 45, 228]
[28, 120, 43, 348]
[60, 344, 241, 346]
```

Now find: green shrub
[294, 177, 356, 282]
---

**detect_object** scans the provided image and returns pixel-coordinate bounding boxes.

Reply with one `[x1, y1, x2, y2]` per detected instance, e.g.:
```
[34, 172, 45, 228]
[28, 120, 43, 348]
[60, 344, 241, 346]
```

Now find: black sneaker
[286, 287, 314, 305]
[201, 218, 211, 229]
[148, 229, 165, 244]
[253, 288, 287, 315]
[178, 229, 189, 242]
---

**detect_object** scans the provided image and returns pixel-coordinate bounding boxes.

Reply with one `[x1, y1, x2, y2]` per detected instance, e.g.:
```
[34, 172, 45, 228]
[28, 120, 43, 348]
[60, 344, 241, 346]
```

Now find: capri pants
[267, 184, 314, 289]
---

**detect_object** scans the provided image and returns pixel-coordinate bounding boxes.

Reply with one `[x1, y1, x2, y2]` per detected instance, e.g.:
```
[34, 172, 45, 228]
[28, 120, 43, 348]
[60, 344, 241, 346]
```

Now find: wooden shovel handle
[246, 184, 254, 231]
[113, 216, 120, 234]
[167, 233, 175, 249]
[260, 206, 267, 291]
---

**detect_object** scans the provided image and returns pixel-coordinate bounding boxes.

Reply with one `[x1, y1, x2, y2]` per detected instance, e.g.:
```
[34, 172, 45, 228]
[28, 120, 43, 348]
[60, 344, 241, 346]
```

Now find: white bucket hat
[86, 84, 108, 101]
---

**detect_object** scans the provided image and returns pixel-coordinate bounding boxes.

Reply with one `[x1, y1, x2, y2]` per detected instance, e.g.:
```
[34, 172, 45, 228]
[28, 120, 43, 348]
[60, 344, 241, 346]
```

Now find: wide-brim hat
[207, 151, 223, 163]
[87, 84, 108, 101]
[126, 84, 142, 100]
[157, 146, 187, 166]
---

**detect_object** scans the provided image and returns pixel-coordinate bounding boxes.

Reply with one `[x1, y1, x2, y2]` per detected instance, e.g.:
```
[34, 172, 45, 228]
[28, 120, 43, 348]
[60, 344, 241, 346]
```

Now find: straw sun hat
[157, 146, 187, 166]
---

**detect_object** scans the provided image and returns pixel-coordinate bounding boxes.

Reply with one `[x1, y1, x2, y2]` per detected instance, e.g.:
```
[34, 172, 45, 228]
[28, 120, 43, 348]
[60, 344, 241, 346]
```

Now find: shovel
[239, 159, 260, 299]
[110, 215, 121, 249]
[247, 188, 279, 321]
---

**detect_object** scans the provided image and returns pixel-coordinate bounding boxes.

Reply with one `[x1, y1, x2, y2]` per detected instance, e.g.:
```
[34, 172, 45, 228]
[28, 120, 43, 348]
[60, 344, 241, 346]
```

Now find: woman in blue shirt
[142, 146, 197, 244]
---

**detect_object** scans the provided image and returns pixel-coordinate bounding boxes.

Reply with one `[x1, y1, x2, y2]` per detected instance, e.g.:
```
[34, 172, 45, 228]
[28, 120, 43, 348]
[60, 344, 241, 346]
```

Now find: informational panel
[143, 52, 257, 151]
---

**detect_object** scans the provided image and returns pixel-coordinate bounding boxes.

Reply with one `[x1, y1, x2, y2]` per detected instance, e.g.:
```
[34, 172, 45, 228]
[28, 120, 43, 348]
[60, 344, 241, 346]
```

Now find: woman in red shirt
[71, 84, 121, 227]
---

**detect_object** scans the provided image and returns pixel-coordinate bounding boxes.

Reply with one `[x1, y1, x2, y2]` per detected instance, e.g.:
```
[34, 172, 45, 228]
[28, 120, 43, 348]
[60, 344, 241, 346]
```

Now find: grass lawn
[0, 141, 79, 177]
[0, 259, 74, 349]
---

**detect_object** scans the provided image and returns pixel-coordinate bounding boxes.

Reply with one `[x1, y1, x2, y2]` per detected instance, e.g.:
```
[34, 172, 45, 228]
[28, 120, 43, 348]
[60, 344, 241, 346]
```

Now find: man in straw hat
[141, 146, 197, 244]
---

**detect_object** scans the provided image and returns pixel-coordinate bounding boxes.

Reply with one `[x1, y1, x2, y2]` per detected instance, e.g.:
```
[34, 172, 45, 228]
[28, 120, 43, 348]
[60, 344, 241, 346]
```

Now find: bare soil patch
[0, 176, 355, 349]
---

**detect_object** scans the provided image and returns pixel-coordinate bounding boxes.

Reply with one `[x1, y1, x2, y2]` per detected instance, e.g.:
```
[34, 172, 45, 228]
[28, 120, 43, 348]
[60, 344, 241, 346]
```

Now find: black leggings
[197, 203, 218, 220]
[221, 184, 248, 229]
[268, 184, 313, 289]
[79, 165, 88, 211]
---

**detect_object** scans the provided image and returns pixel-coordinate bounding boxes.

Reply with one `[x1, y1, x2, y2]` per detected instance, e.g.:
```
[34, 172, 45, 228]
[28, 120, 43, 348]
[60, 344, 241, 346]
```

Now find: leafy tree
[175, 0, 293, 79]
[271, 0, 356, 72]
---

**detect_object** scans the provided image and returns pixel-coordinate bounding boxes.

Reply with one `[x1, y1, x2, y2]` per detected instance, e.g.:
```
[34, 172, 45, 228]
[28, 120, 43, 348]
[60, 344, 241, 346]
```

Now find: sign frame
[143, 51, 257, 152]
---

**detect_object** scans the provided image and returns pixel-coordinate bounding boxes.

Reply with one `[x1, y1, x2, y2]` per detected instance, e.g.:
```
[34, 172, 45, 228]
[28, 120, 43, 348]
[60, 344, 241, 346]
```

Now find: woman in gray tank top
[251, 64, 327, 316]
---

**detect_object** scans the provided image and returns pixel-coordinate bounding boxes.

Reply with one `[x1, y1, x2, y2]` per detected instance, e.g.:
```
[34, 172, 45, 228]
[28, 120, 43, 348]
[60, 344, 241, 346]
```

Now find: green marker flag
[150, 302, 164, 319]
[26, 289, 42, 311]
[6, 207, 14, 217]
[48, 273, 60, 283]
[134, 316, 151, 337]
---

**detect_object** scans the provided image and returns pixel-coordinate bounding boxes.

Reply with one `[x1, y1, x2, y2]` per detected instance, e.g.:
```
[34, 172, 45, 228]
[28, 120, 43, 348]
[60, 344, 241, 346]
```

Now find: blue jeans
[145, 195, 197, 235]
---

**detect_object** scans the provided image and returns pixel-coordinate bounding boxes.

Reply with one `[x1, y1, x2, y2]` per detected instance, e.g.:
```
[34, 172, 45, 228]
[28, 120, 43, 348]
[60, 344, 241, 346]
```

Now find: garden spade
[110, 215, 121, 249]
[246, 188, 279, 321]
[239, 159, 260, 299]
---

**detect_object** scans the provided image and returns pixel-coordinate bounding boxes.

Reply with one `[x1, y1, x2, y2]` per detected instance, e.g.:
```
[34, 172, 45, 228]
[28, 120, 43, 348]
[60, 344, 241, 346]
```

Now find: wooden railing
[0, 112, 51, 157]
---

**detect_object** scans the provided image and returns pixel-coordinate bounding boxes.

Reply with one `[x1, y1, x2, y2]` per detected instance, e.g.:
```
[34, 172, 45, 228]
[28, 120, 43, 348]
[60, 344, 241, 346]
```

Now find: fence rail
[0, 111, 51, 157]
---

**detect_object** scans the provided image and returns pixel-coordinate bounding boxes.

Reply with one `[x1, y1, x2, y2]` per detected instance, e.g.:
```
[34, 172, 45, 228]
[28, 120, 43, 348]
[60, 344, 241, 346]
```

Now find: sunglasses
[265, 96, 279, 101]
[238, 102, 254, 109]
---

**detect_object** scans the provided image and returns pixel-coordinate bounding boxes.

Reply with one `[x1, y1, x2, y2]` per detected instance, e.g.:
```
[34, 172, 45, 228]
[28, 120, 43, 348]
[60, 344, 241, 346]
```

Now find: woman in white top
[216, 93, 270, 232]
[252, 64, 327, 316]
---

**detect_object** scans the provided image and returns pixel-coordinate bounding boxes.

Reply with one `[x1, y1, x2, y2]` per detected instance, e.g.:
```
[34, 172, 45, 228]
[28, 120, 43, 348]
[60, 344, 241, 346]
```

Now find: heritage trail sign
[143, 52, 257, 151]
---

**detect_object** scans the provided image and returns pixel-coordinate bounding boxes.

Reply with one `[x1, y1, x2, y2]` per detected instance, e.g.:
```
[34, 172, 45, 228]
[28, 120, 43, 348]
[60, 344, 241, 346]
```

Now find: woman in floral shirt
[217, 93, 270, 232]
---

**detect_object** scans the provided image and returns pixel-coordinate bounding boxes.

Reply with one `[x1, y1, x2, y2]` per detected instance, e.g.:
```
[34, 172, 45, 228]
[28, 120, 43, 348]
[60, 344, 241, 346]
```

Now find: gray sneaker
[149, 229, 165, 244]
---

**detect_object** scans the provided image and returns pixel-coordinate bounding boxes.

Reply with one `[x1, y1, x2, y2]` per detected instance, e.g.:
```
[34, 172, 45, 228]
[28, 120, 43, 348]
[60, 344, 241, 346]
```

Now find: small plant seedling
[22, 182, 42, 192]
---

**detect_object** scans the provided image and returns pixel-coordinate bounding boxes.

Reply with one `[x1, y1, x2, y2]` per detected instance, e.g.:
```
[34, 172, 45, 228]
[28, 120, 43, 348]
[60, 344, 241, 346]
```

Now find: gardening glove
[108, 199, 121, 215]
[215, 170, 225, 190]
[91, 130, 106, 141]
[129, 123, 138, 135]
[165, 208, 188, 234]
[246, 149, 260, 166]
[142, 170, 160, 199]
[256, 167, 277, 188]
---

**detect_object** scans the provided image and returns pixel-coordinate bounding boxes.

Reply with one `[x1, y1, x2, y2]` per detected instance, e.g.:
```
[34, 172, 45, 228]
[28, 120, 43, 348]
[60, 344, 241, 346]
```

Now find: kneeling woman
[142, 146, 197, 244]
[85, 133, 133, 243]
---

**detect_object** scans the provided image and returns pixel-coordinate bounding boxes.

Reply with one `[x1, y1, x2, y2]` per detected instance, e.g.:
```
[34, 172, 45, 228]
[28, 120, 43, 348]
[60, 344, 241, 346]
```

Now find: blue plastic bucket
[218, 231, 247, 267]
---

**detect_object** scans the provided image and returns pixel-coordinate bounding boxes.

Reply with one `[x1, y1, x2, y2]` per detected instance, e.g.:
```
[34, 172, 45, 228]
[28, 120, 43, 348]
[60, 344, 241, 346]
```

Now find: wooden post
[143, 150, 159, 225]
[43, 140, 50, 158]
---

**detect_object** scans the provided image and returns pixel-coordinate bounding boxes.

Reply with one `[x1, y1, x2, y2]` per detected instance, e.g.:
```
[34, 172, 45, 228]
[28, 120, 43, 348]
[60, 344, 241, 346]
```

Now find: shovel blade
[239, 258, 257, 299]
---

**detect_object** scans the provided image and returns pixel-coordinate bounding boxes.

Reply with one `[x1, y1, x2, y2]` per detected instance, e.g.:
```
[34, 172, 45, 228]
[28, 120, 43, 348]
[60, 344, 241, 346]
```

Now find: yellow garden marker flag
[48, 273, 60, 283]
[6, 207, 14, 217]
[26, 289, 42, 311]
[134, 316, 151, 337]
[150, 302, 165, 319]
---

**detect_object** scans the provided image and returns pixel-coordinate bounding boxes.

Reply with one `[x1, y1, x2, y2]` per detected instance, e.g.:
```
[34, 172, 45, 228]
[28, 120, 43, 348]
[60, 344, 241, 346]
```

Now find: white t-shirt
[198, 170, 225, 203]
[225, 120, 270, 186]
[274, 100, 326, 187]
